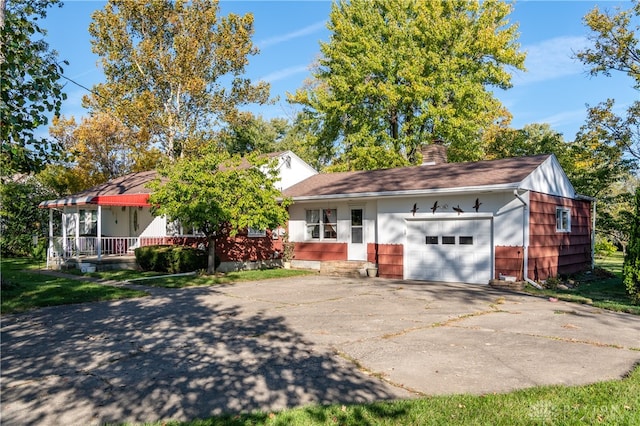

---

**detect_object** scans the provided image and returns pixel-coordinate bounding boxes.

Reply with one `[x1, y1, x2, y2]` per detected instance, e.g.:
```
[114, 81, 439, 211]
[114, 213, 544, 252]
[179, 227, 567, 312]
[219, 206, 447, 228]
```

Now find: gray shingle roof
[68, 170, 159, 197]
[282, 154, 551, 198]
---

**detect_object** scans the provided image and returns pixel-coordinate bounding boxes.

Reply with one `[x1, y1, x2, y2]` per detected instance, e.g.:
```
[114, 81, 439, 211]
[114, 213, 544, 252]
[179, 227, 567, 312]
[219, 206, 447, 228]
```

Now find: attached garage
[404, 216, 493, 284]
[283, 152, 594, 285]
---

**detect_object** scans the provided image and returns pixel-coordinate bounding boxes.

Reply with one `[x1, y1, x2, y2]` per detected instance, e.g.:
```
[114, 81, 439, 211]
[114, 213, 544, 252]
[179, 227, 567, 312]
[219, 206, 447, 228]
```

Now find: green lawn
[148, 364, 639, 425]
[0, 258, 148, 314]
[524, 252, 639, 315]
[0, 258, 315, 313]
[76, 265, 316, 288]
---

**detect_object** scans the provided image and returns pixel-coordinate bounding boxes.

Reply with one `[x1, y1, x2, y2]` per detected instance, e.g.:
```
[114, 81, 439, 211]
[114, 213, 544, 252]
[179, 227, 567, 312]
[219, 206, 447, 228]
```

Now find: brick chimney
[421, 140, 447, 165]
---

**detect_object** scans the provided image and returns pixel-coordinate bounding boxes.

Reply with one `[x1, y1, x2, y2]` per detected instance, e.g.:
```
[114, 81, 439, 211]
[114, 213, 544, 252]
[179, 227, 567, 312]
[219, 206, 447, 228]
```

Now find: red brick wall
[529, 191, 592, 280]
[293, 242, 348, 261]
[369, 243, 403, 279]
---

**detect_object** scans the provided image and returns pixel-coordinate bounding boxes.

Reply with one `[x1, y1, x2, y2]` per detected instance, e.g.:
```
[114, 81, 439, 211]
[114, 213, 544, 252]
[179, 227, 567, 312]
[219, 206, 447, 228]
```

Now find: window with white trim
[79, 209, 97, 235]
[306, 209, 337, 240]
[556, 207, 571, 232]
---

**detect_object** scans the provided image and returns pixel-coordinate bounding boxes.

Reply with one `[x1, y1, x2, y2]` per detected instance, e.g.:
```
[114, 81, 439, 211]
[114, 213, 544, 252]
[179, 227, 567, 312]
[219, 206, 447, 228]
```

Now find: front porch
[47, 236, 205, 270]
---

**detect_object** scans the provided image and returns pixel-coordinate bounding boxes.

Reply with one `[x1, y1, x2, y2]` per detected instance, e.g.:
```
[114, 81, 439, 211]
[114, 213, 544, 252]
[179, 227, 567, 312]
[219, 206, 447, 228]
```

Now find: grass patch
[1, 257, 148, 314]
[67, 268, 166, 282]
[146, 363, 640, 425]
[139, 268, 316, 288]
[524, 252, 639, 315]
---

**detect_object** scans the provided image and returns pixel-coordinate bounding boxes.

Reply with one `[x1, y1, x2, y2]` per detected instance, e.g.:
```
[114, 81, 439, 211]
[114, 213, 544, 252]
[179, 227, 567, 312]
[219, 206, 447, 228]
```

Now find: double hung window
[79, 209, 97, 235]
[306, 209, 337, 240]
[556, 207, 571, 232]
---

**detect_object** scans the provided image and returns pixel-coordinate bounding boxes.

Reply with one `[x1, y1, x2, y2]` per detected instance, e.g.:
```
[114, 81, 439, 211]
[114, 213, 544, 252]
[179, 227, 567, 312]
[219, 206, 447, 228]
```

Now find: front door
[348, 208, 367, 260]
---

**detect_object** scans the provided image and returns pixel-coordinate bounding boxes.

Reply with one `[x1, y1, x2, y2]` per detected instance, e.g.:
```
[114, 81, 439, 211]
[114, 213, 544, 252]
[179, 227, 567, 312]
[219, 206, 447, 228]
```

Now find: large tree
[484, 123, 569, 162]
[219, 115, 288, 155]
[0, 175, 56, 257]
[485, 121, 633, 197]
[623, 186, 640, 303]
[576, 0, 640, 163]
[148, 149, 290, 274]
[1, 0, 67, 176]
[569, 101, 635, 198]
[86, 0, 270, 159]
[289, 0, 525, 171]
[45, 113, 162, 192]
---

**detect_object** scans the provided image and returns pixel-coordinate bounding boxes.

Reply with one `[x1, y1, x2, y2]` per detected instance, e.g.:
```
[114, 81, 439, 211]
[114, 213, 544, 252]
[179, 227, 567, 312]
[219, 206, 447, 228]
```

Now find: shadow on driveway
[1, 285, 406, 426]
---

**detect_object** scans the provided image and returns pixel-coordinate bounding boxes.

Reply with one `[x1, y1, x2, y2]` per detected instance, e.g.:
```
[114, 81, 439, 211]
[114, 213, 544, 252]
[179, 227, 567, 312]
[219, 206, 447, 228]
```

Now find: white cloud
[257, 20, 326, 49]
[258, 65, 309, 83]
[537, 108, 586, 133]
[512, 36, 590, 85]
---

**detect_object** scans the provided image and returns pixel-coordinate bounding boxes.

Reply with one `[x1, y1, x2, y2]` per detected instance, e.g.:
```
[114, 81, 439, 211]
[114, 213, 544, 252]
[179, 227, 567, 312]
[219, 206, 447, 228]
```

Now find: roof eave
[283, 183, 522, 202]
[38, 196, 94, 208]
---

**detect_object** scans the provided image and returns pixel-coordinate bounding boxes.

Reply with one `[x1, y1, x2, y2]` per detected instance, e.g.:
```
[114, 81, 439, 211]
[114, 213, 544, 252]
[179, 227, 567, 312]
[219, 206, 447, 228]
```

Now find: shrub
[544, 276, 560, 290]
[623, 187, 640, 304]
[595, 238, 617, 258]
[135, 245, 208, 273]
[0, 178, 55, 257]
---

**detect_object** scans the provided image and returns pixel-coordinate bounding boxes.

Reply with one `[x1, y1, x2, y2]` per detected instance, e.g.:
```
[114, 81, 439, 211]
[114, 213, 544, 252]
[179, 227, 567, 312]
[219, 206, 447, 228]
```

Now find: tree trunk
[207, 234, 217, 274]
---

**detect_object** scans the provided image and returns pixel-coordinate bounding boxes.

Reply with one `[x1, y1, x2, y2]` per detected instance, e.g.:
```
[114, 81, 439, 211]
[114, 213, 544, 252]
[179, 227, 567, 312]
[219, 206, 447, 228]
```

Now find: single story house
[39, 151, 317, 271]
[40, 146, 594, 284]
[282, 147, 594, 285]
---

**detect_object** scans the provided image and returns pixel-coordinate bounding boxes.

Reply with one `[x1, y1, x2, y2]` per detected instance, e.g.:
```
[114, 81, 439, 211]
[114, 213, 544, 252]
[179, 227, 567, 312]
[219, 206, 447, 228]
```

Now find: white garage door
[405, 218, 492, 284]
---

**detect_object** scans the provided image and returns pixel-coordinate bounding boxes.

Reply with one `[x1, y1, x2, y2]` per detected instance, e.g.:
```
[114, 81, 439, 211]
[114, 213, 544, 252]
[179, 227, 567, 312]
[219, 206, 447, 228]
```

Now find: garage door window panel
[459, 236, 473, 245]
[442, 236, 455, 245]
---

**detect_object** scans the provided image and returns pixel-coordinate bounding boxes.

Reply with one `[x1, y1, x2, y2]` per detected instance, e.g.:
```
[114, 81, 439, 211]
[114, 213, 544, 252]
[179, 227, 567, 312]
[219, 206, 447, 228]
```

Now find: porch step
[319, 260, 369, 278]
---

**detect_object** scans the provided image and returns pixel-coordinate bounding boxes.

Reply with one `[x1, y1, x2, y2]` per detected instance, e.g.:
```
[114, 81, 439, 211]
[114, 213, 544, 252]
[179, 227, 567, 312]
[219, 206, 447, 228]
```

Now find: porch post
[62, 209, 68, 258]
[76, 206, 80, 263]
[47, 208, 53, 269]
[97, 205, 102, 260]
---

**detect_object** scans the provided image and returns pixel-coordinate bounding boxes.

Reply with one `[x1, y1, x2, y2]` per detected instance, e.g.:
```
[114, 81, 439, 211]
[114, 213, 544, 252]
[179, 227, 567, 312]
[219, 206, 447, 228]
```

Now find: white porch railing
[47, 236, 208, 264]
[49, 236, 140, 259]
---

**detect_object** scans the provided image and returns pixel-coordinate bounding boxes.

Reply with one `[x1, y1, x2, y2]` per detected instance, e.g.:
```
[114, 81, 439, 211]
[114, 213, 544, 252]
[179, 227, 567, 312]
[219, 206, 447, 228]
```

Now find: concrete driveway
[2, 274, 639, 425]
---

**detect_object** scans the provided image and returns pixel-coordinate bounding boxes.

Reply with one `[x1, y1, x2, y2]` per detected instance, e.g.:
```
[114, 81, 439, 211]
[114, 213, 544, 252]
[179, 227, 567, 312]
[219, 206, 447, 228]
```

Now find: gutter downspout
[514, 189, 543, 290]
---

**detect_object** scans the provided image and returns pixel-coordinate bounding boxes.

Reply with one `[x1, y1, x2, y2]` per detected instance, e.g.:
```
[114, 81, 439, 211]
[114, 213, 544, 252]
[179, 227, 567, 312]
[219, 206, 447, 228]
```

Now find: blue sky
[41, 0, 636, 141]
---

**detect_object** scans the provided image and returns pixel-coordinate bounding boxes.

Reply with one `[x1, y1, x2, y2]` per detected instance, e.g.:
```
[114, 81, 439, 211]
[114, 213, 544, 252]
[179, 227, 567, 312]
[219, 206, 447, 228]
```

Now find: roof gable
[282, 154, 554, 199]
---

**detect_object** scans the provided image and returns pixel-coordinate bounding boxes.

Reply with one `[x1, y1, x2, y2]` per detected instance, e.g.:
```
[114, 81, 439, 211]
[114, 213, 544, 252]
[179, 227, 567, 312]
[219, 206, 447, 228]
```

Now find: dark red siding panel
[367, 243, 377, 263]
[216, 231, 282, 262]
[372, 243, 403, 279]
[495, 246, 524, 280]
[294, 242, 348, 261]
[139, 234, 281, 263]
[528, 191, 592, 280]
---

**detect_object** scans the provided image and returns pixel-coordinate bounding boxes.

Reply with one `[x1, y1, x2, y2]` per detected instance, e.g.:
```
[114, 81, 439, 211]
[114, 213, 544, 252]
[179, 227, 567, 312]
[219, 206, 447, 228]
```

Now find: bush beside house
[135, 245, 211, 273]
[623, 187, 640, 303]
